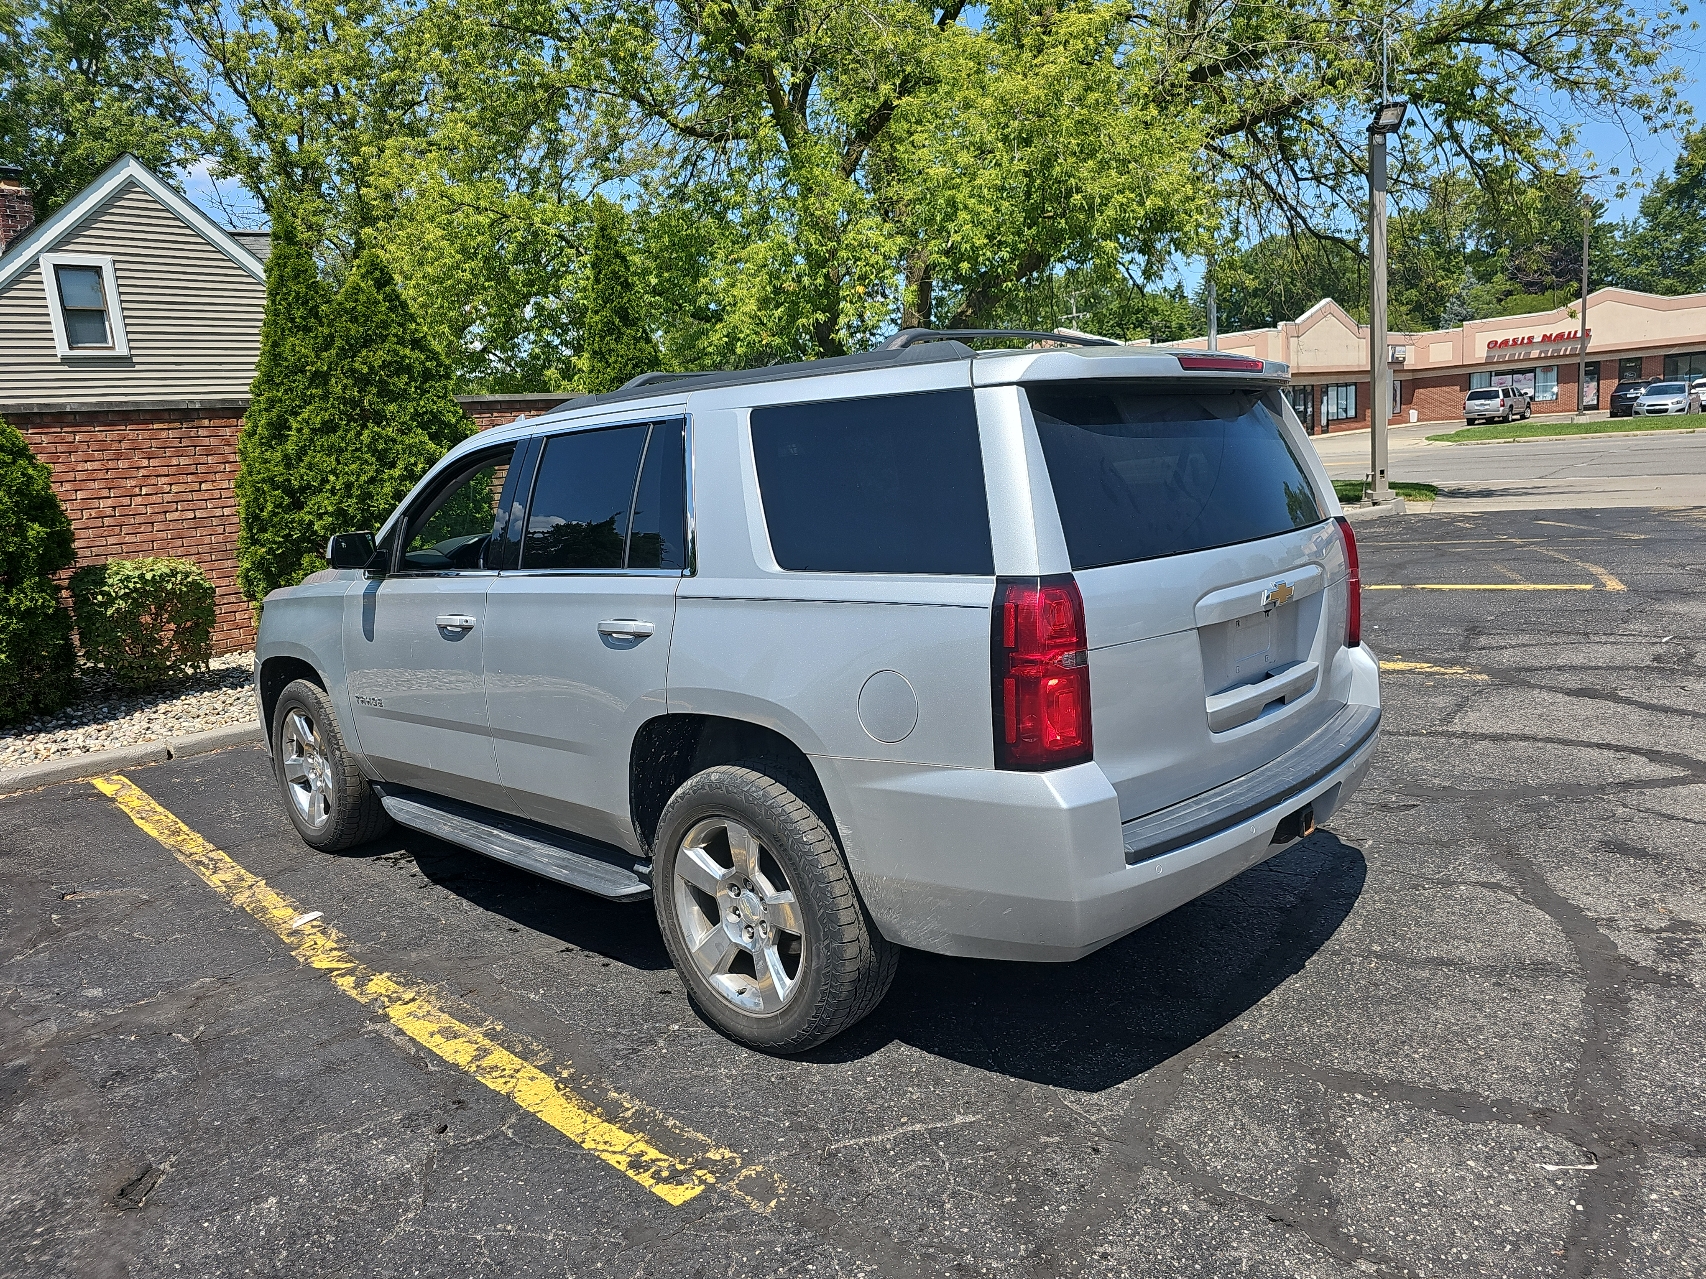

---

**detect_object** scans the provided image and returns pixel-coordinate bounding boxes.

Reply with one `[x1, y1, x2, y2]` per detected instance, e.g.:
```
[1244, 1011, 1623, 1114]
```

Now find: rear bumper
[827, 664, 1382, 962]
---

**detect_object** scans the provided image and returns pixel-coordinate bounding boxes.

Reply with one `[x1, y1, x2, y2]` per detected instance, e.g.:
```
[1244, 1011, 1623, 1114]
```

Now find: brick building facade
[3, 395, 570, 654]
[1167, 295, 1706, 433]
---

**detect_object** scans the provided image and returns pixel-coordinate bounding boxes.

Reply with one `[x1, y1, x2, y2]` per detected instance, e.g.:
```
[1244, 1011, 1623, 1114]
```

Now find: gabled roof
[0, 154, 266, 290]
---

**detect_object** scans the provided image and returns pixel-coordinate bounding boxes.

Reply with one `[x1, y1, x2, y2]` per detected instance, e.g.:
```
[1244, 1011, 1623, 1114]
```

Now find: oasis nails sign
[1485, 329, 1590, 351]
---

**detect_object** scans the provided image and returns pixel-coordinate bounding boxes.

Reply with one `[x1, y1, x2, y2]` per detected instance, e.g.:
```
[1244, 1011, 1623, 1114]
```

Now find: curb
[1425, 425, 1702, 447]
[1340, 497, 1412, 521]
[0, 721, 263, 794]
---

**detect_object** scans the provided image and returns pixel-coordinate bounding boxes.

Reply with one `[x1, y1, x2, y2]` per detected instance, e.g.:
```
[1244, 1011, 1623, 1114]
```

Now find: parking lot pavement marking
[88, 773, 763, 1209]
[1364, 583, 1595, 590]
[1377, 659, 1490, 681]
[1533, 547, 1628, 591]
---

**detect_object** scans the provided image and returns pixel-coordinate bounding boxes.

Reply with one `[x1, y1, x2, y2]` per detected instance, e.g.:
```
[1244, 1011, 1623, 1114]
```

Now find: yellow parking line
[1534, 548, 1627, 591]
[1364, 583, 1594, 591]
[1378, 660, 1490, 681]
[90, 774, 774, 1209]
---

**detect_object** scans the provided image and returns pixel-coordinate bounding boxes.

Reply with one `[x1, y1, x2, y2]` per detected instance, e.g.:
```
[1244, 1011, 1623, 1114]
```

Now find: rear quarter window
[1026, 382, 1324, 570]
[750, 388, 994, 574]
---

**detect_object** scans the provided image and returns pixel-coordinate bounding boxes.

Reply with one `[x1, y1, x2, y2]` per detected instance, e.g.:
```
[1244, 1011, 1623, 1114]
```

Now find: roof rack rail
[618, 369, 716, 391]
[880, 327, 1122, 351]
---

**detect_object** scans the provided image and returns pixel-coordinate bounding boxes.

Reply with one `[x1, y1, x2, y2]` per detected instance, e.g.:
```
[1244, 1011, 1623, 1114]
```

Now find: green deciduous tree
[180, 0, 1690, 376]
[0, 418, 76, 723]
[0, 0, 198, 217]
[577, 197, 661, 394]
[237, 216, 471, 603]
[1612, 130, 1706, 297]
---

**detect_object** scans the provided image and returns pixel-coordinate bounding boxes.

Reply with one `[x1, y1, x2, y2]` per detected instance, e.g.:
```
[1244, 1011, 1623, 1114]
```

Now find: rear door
[1020, 379, 1347, 822]
[482, 419, 687, 847]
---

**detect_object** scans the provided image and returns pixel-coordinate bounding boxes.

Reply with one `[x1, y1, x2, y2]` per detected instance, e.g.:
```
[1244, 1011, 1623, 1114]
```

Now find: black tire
[270, 678, 392, 852]
[652, 762, 897, 1054]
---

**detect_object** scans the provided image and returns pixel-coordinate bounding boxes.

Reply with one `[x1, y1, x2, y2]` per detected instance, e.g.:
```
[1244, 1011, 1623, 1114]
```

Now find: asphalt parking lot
[4, 507, 1704, 1279]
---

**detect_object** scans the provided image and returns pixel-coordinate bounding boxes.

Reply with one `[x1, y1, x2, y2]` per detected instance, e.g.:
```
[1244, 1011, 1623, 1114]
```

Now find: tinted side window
[628, 419, 687, 570]
[524, 425, 648, 569]
[1027, 383, 1323, 570]
[750, 389, 993, 575]
[398, 445, 515, 572]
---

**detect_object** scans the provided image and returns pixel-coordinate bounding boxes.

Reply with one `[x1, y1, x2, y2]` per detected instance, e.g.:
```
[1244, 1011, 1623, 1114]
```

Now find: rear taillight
[1334, 515, 1362, 648]
[992, 575, 1093, 770]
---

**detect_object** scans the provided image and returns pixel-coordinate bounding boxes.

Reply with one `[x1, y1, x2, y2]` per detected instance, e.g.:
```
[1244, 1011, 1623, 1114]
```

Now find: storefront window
[1390, 378, 1402, 417]
[1470, 372, 1491, 390]
[1663, 351, 1706, 380]
[1534, 366, 1559, 402]
[1581, 361, 1600, 409]
[1324, 383, 1357, 422]
[1286, 385, 1315, 431]
[1619, 357, 1645, 382]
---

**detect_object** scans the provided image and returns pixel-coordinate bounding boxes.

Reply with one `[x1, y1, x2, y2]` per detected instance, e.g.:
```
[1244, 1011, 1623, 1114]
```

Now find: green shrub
[237, 216, 473, 604]
[0, 418, 77, 723]
[70, 557, 215, 688]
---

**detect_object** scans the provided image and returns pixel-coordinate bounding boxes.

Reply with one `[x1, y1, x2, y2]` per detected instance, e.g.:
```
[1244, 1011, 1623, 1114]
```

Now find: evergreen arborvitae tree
[0, 418, 77, 722]
[236, 214, 330, 604]
[577, 198, 662, 395]
[236, 222, 472, 603]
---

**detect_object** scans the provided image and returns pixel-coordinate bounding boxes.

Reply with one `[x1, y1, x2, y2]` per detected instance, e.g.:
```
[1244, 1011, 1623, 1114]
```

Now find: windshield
[1648, 382, 1686, 395]
[1026, 382, 1323, 570]
[1467, 389, 1501, 401]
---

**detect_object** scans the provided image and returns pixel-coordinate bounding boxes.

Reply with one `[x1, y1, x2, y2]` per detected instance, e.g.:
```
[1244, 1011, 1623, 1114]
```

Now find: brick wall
[12, 403, 254, 653]
[9, 393, 573, 656]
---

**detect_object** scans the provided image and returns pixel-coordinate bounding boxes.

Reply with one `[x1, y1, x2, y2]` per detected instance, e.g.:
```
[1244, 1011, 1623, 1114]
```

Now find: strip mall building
[1169, 288, 1706, 432]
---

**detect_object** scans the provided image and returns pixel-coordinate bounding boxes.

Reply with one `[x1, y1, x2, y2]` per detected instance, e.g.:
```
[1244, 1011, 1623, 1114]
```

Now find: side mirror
[327, 531, 378, 571]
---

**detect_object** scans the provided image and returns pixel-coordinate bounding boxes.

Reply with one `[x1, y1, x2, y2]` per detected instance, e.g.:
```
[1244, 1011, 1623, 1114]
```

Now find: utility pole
[1579, 195, 1592, 413]
[1206, 255, 1218, 352]
[1366, 101, 1406, 503]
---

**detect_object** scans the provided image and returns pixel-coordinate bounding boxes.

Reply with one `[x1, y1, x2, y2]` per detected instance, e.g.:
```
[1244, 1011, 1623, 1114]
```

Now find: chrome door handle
[435, 614, 476, 631]
[598, 619, 656, 639]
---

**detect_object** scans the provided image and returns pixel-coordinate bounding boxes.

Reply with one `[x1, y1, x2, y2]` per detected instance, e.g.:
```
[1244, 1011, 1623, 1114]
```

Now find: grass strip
[1426, 418, 1704, 444]
[1333, 480, 1439, 504]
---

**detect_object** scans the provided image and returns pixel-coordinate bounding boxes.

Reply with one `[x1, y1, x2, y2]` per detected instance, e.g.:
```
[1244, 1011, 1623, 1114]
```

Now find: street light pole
[1367, 102, 1406, 503]
[1579, 196, 1592, 412]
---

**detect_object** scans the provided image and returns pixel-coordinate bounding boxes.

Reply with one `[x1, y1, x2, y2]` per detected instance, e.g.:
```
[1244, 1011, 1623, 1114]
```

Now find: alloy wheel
[672, 817, 806, 1014]
[280, 709, 334, 831]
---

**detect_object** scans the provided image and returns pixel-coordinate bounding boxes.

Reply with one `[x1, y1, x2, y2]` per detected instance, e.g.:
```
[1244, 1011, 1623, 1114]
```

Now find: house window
[56, 267, 110, 346]
[1534, 366, 1558, 402]
[1324, 383, 1357, 422]
[39, 252, 129, 358]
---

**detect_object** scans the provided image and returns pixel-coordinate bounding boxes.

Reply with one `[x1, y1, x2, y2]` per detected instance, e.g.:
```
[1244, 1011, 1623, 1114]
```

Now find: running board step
[376, 787, 652, 901]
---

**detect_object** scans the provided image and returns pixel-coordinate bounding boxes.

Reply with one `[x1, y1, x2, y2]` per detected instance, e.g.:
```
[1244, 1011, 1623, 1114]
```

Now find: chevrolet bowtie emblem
[1263, 581, 1294, 608]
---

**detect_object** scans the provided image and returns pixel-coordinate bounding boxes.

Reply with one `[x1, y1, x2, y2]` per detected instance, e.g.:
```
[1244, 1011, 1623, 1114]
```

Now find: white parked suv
[256, 330, 1381, 1052]
[1463, 386, 1531, 424]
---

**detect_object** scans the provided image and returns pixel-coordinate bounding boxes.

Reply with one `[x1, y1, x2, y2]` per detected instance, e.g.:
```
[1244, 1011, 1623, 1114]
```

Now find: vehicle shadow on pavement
[372, 830, 674, 971]
[819, 830, 1367, 1090]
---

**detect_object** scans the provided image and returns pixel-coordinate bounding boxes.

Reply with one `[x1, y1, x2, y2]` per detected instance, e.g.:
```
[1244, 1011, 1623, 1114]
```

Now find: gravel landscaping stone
[0, 651, 257, 767]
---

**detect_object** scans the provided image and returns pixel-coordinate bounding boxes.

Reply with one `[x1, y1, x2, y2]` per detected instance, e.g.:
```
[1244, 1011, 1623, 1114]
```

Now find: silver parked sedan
[1633, 381, 1699, 415]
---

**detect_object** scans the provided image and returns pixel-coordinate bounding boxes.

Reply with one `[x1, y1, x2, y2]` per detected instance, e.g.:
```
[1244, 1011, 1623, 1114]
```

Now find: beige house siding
[0, 182, 264, 407]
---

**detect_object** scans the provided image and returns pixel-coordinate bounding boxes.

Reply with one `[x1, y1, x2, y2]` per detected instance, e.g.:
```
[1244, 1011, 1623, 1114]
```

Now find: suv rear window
[751, 389, 994, 574]
[1467, 389, 1501, 401]
[1026, 382, 1324, 570]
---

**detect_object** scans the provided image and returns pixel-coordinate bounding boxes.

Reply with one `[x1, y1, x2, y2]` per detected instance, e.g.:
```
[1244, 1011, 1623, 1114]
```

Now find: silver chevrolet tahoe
[255, 331, 1381, 1053]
